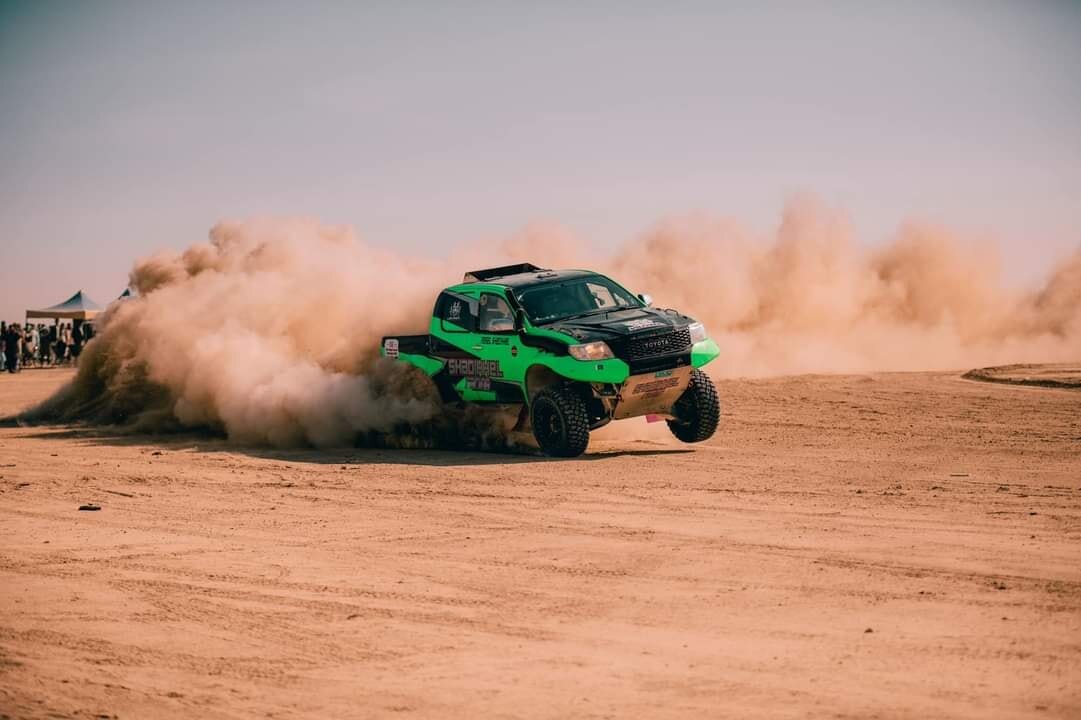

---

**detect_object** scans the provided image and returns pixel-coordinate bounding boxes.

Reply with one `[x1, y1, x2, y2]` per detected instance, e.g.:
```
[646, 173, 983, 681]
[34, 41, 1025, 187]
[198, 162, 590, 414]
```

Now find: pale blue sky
[1, 1, 1079, 319]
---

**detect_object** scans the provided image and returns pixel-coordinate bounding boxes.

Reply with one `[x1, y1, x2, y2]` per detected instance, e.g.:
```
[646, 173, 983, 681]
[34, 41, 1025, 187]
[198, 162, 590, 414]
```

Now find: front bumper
[611, 366, 694, 420]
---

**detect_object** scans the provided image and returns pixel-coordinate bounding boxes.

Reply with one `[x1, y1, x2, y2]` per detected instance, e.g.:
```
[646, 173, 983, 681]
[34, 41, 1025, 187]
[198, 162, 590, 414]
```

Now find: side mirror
[638, 293, 654, 308]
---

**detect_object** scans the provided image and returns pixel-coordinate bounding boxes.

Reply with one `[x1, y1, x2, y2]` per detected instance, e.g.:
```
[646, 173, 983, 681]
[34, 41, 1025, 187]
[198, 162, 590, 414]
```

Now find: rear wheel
[531, 386, 590, 457]
[667, 369, 720, 443]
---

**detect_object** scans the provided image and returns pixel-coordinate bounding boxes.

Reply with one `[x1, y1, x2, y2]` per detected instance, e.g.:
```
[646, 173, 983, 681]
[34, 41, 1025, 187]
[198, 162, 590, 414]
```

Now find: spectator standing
[3, 323, 21, 373]
[46, 323, 58, 365]
[54, 323, 67, 365]
[72, 319, 84, 363]
[23, 325, 37, 368]
[64, 324, 74, 364]
[38, 325, 50, 366]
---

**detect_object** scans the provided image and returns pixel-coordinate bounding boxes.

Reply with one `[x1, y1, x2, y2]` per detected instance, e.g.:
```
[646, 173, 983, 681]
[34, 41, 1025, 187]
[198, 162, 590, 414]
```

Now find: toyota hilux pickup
[381, 263, 720, 457]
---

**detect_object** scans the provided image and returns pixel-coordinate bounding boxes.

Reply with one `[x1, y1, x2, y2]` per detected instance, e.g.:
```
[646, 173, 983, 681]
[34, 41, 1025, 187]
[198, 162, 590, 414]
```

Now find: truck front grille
[622, 328, 692, 360]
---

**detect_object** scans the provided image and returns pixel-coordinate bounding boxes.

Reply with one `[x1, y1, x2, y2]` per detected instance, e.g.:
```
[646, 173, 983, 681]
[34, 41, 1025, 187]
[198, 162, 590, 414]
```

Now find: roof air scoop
[463, 263, 548, 283]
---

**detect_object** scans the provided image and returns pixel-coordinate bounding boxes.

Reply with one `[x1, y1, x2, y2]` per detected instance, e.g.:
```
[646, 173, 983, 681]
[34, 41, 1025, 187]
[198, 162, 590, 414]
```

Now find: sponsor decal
[447, 358, 504, 378]
[623, 318, 663, 331]
[466, 378, 492, 391]
[448, 300, 462, 321]
[383, 338, 399, 359]
[481, 335, 510, 346]
[654, 369, 673, 378]
[631, 376, 680, 396]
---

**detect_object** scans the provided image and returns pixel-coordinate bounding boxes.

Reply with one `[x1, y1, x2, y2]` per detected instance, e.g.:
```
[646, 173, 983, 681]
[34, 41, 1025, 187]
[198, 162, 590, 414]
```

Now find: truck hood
[544, 307, 695, 343]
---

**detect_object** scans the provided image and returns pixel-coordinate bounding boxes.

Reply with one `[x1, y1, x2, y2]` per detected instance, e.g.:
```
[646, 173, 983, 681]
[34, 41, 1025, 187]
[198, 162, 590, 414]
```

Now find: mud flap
[612, 366, 693, 420]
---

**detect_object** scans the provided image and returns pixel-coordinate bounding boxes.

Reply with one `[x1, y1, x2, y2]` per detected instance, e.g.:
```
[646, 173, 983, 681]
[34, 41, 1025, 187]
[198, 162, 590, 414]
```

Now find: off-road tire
[531, 386, 590, 457]
[667, 369, 720, 443]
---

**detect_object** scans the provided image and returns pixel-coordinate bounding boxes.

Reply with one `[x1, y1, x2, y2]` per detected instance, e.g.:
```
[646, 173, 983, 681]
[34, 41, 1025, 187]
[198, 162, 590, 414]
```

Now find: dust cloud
[17, 199, 1080, 447]
[21, 219, 445, 447]
[609, 199, 1081, 376]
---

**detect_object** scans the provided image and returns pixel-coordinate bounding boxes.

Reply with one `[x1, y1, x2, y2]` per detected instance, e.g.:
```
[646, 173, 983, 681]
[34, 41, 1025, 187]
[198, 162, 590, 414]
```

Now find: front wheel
[531, 386, 590, 457]
[667, 369, 721, 443]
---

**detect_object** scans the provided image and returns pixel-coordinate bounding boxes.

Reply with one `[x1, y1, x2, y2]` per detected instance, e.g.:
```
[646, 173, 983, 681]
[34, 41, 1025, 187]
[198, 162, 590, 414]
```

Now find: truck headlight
[569, 341, 614, 361]
[688, 322, 707, 344]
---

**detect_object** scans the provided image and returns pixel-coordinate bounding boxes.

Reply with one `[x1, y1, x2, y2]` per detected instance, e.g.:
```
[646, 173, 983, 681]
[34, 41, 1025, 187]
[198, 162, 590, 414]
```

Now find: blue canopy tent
[25, 290, 104, 321]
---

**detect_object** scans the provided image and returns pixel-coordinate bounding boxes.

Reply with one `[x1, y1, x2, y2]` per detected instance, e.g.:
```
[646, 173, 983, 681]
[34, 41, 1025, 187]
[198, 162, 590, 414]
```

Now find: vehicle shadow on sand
[244, 446, 693, 467]
[11, 425, 694, 467]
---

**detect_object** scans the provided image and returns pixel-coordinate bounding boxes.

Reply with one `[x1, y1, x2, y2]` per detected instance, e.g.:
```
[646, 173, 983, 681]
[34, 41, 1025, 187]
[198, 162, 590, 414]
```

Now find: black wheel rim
[534, 401, 563, 447]
[672, 393, 696, 426]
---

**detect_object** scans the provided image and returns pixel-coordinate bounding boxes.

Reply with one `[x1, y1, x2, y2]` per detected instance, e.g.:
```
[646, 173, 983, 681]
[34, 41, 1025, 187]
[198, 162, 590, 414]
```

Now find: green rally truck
[381, 263, 721, 457]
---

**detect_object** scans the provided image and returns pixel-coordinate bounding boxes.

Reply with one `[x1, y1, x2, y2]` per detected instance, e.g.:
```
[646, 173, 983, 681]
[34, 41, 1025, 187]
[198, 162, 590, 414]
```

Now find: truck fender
[524, 364, 563, 405]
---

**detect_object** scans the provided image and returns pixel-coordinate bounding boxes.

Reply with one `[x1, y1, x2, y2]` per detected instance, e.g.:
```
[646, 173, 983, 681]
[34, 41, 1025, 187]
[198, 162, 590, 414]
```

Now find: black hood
[545, 307, 694, 343]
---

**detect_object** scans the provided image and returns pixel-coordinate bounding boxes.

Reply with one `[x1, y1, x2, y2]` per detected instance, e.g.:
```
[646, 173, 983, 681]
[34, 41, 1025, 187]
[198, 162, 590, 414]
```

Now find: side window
[478, 293, 515, 333]
[436, 291, 477, 333]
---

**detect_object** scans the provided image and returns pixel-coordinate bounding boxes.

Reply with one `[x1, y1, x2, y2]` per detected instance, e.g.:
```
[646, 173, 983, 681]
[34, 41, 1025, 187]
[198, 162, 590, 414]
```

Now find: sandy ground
[0, 368, 1079, 720]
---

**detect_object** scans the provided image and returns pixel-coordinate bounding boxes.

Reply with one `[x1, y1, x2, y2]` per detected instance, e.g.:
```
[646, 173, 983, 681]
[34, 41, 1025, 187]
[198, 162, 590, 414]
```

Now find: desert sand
[1, 368, 1079, 719]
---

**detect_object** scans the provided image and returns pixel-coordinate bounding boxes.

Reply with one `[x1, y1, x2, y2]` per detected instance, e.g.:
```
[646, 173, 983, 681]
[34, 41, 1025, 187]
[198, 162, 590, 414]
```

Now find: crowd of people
[1, 320, 95, 373]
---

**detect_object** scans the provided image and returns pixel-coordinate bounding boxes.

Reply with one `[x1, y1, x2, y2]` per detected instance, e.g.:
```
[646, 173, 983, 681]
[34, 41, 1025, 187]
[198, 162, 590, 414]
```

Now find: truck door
[428, 289, 525, 404]
[468, 291, 526, 403]
[429, 289, 480, 402]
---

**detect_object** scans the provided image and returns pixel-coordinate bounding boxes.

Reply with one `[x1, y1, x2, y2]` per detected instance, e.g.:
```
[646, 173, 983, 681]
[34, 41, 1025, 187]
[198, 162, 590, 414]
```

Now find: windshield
[516, 274, 642, 325]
